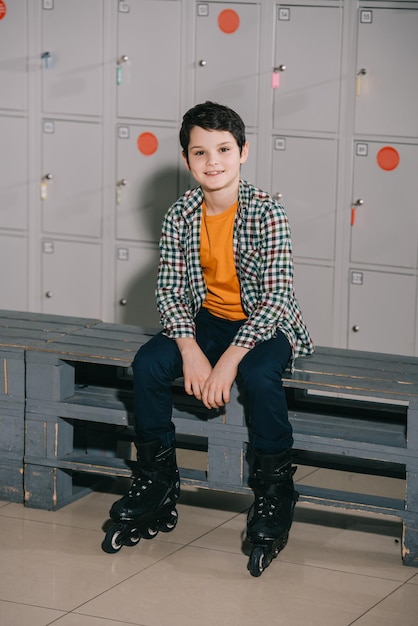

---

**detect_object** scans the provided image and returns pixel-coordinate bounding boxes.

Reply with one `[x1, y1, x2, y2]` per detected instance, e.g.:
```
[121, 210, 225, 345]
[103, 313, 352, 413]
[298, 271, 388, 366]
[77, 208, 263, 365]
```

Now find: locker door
[348, 270, 416, 355]
[41, 120, 102, 238]
[115, 244, 160, 327]
[0, 116, 27, 230]
[273, 5, 342, 133]
[117, 0, 181, 121]
[355, 8, 418, 138]
[293, 263, 334, 347]
[116, 124, 180, 242]
[241, 131, 257, 187]
[0, 0, 27, 111]
[41, 239, 101, 318]
[271, 136, 338, 261]
[41, 0, 103, 116]
[0, 235, 27, 311]
[195, 3, 260, 127]
[350, 142, 418, 269]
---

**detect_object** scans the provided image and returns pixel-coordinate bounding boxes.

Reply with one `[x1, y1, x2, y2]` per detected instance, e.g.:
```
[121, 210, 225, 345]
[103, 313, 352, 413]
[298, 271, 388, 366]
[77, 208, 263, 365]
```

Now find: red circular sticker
[218, 9, 240, 34]
[376, 146, 400, 171]
[0, 1, 7, 20]
[137, 132, 158, 156]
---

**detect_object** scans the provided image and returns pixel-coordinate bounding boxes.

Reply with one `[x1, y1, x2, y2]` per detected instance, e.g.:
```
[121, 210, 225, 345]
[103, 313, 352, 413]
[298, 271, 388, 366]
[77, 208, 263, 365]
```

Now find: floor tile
[77, 545, 401, 626]
[0, 600, 64, 626]
[0, 515, 180, 612]
[45, 614, 140, 626]
[350, 582, 418, 625]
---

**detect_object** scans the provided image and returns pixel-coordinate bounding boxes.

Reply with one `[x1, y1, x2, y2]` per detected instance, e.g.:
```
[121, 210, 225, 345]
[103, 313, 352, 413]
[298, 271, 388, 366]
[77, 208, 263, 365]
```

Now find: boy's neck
[203, 185, 239, 215]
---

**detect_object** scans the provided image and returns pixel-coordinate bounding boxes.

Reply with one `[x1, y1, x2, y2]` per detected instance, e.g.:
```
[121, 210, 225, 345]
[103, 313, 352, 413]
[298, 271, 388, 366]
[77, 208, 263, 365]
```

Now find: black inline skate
[102, 440, 180, 554]
[246, 450, 298, 577]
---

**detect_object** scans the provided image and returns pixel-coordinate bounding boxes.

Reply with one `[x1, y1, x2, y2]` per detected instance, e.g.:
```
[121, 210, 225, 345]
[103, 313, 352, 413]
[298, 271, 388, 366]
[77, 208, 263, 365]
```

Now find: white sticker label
[356, 143, 368, 157]
[43, 241, 54, 254]
[351, 271, 363, 285]
[118, 2, 130, 13]
[274, 138, 286, 151]
[118, 126, 130, 139]
[197, 3, 209, 17]
[360, 10, 373, 24]
[43, 0, 54, 10]
[43, 120, 55, 134]
[278, 8, 290, 21]
[117, 247, 129, 261]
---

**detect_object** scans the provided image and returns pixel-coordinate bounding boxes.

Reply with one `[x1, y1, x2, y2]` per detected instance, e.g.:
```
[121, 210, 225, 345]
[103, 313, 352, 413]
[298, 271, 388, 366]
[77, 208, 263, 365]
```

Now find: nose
[206, 151, 218, 165]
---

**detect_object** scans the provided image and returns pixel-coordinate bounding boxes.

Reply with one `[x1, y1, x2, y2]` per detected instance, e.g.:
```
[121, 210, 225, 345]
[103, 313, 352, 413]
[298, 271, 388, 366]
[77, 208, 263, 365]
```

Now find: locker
[115, 124, 181, 242]
[0, 116, 28, 230]
[273, 5, 342, 133]
[195, 2, 260, 127]
[271, 136, 338, 261]
[355, 8, 418, 138]
[293, 263, 334, 348]
[115, 244, 160, 327]
[0, 0, 27, 111]
[117, 0, 181, 121]
[350, 141, 418, 269]
[41, 0, 103, 116]
[0, 235, 28, 311]
[41, 120, 102, 238]
[241, 131, 257, 188]
[348, 270, 416, 355]
[41, 240, 101, 318]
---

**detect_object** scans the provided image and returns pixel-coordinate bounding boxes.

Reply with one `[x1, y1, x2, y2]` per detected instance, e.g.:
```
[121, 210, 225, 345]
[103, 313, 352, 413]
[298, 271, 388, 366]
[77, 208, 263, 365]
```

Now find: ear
[181, 151, 191, 171]
[240, 141, 249, 165]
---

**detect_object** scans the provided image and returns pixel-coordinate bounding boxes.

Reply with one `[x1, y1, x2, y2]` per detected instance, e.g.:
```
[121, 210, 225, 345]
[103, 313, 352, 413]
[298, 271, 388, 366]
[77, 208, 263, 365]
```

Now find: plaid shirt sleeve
[231, 183, 314, 362]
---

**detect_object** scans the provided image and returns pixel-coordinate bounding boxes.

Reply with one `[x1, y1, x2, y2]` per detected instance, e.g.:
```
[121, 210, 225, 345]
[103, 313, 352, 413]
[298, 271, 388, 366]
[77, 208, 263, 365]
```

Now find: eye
[220, 147, 230, 152]
[194, 150, 204, 156]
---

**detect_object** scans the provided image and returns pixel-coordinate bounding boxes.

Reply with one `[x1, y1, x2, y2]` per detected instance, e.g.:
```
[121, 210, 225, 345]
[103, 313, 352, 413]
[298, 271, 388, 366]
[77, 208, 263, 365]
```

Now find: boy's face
[182, 126, 248, 194]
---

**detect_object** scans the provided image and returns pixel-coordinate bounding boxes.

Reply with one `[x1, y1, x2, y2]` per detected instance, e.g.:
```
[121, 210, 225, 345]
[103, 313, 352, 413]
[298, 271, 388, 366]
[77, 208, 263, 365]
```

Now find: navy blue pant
[132, 308, 292, 454]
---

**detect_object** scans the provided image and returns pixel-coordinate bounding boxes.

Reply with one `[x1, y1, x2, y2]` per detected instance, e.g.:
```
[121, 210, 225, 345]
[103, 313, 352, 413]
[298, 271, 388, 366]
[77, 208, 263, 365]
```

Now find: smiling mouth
[205, 170, 224, 176]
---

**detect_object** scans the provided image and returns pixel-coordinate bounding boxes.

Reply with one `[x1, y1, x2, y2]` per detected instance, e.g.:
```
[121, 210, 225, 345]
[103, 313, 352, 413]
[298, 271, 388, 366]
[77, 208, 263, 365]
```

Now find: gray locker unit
[195, 2, 260, 128]
[271, 135, 338, 262]
[115, 243, 160, 326]
[116, 0, 182, 121]
[41, 0, 103, 117]
[0, 0, 27, 112]
[41, 119, 103, 238]
[293, 262, 334, 348]
[348, 269, 417, 355]
[273, 4, 342, 134]
[355, 7, 418, 138]
[41, 239, 102, 319]
[0, 116, 28, 231]
[0, 235, 28, 311]
[350, 141, 418, 269]
[115, 124, 181, 242]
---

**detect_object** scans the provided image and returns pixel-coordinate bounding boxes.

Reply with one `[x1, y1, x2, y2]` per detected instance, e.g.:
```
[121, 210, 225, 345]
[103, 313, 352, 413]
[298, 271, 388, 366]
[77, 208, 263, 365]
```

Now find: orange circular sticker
[137, 132, 158, 156]
[218, 9, 240, 34]
[0, 1, 7, 20]
[376, 146, 400, 171]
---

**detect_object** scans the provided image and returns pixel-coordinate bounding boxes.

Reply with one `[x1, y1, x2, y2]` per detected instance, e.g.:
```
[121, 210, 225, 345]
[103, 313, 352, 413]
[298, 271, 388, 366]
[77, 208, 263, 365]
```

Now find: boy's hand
[201, 345, 249, 409]
[175, 338, 213, 401]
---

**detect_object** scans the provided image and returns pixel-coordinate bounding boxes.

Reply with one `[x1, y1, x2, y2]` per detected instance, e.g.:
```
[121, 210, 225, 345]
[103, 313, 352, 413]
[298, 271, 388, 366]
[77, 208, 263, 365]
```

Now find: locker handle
[119, 299, 127, 306]
[45, 291, 53, 299]
[41, 51, 52, 69]
[274, 193, 283, 201]
[274, 65, 286, 72]
[356, 68, 367, 96]
[199, 60, 207, 67]
[351, 199, 364, 226]
[352, 325, 360, 333]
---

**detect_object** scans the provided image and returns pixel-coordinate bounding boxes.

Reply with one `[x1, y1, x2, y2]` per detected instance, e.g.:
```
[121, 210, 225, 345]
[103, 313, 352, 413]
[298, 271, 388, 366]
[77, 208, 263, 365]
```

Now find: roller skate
[102, 440, 180, 554]
[246, 450, 298, 577]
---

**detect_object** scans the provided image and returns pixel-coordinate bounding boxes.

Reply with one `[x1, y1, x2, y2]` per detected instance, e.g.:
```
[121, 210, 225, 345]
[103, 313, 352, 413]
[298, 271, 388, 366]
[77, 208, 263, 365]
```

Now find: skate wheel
[125, 528, 141, 547]
[248, 546, 265, 577]
[141, 526, 159, 540]
[102, 524, 124, 554]
[159, 509, 178, 533]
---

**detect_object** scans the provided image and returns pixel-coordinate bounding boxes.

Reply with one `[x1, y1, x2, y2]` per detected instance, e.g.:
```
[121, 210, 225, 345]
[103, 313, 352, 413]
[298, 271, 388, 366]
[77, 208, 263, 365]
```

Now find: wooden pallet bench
[1, 311, 417, 566]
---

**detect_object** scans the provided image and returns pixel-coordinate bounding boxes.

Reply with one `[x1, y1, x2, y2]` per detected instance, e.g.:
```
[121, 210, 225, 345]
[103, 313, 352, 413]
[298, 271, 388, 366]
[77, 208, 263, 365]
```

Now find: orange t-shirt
[200, 201, 247, 321]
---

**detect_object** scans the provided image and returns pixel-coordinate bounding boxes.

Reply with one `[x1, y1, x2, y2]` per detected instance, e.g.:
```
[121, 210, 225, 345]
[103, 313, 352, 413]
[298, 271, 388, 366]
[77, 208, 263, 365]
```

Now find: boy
[107, 102, 314, 571]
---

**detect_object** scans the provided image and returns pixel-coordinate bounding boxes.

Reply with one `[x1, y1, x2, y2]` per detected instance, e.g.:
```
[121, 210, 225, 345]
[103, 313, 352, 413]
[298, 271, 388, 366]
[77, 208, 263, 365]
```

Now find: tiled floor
[1, 464, 417, 626]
